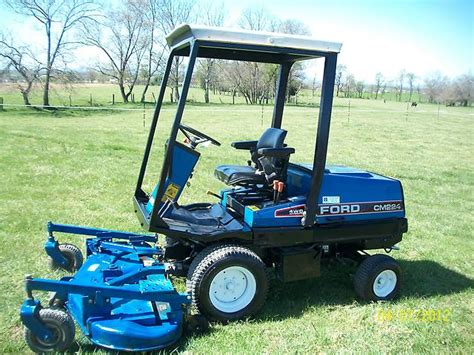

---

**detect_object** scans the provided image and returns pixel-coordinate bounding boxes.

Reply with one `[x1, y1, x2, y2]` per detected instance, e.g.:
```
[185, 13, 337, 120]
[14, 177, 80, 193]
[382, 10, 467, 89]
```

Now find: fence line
[0, 103, 471, 116]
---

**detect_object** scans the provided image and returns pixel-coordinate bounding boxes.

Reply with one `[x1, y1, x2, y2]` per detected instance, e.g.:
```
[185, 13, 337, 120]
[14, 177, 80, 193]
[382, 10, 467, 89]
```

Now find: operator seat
[215, 128, 294, 187]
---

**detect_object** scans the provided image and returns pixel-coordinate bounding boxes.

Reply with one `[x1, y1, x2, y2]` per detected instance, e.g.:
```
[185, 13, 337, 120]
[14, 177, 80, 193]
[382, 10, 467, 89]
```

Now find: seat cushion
[215, 165, 265, 185]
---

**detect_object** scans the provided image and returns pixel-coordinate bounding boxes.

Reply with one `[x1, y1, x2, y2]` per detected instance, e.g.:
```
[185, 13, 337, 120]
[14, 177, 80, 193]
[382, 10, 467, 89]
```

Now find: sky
[0, 0, 472, 84]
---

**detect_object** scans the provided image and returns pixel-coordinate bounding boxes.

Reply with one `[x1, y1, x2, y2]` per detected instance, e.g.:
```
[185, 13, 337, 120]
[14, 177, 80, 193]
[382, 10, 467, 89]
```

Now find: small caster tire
[188, 244, 269, 322]
[24, 308, 75, 353]
[354, 254, 401, 301]
[49, 243, 83, 272]
[185, 314, 210, 335]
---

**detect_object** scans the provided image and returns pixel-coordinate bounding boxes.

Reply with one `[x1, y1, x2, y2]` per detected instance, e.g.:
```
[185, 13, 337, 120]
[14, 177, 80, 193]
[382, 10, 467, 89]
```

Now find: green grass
[0, 97, 473, 353]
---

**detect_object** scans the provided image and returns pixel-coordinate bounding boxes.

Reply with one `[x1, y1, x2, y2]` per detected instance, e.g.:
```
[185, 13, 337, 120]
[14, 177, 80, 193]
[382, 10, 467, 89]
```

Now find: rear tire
[24, 308, 75, 353]
[354, 254, 401, 301]
[49, 243, 83, 272]
[187, 244, 268, 322]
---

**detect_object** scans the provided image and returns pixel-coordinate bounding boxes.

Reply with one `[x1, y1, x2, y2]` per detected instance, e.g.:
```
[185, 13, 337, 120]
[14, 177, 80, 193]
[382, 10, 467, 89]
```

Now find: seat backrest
[256, 128, 287, 150]
[251, 128, 288, 169]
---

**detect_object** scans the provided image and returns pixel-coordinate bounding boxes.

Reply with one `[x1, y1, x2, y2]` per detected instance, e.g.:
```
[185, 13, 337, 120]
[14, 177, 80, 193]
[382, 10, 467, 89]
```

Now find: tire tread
[188, 244, 268, 321]
[354, 254, 400, 301]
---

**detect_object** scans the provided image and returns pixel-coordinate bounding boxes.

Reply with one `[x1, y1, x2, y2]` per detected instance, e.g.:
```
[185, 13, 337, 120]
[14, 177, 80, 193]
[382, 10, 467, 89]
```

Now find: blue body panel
[227, 164, 405, 228]
[146, 143, 199, 215]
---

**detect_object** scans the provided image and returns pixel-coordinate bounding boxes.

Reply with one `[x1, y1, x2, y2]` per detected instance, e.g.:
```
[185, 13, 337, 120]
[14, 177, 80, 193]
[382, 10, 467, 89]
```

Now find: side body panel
[233, 164, 405, 228]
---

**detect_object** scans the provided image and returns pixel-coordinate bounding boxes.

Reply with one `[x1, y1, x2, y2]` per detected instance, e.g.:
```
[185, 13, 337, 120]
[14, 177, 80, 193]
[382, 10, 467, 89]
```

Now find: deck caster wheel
[24, 308, 75, 353]
[49, 243, 83, 272]
[354, 254, 401, 301]
[186, 314, 210, 334]
[187, 244, 268, 322]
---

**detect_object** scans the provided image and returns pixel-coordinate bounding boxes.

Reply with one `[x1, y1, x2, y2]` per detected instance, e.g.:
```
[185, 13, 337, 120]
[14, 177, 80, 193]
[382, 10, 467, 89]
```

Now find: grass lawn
[0, 98, 473, 353]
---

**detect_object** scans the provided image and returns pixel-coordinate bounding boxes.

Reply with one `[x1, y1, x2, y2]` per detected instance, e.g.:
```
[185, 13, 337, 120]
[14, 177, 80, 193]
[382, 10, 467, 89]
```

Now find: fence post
[132, 93, 135, 103]
[347, 99, 351, 123]
[0, 97, 3, 111]
[112, 94, 115, 105]
[69, 95, 72, 107]
[89, 94, 93, 106]
[152, 92, 156, 103]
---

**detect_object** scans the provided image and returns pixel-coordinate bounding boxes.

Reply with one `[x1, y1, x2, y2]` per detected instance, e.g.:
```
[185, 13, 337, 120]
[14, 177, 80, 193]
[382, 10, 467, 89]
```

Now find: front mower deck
[21, 223, 190, 352]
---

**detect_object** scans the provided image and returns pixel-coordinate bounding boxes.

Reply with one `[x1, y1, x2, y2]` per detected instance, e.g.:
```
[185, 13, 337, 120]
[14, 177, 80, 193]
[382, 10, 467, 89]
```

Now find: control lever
[275, 182, 284, 204]
[206, 190, 222, 200]
[273, 180, 279, 203]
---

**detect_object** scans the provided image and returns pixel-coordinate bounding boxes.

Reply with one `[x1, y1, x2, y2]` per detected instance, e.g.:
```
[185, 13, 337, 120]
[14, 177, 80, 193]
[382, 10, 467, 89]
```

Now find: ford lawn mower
[20, 24, 407, 352]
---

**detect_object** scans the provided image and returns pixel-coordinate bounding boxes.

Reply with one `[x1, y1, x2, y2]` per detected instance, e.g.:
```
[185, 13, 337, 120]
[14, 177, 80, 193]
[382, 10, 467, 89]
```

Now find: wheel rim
[209, 266, 257, 313]
[31, 323, 62, 351]
[373, 270, 397, 297]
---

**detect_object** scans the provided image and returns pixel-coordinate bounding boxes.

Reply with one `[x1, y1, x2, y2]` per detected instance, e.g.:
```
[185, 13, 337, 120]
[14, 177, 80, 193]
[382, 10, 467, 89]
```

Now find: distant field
[0, 82, 425, 108]
[0, 97, 473, 353]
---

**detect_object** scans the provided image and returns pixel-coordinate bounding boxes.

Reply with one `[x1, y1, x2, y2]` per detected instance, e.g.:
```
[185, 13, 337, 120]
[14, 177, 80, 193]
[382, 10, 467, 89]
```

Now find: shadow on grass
[257, 259, 474, 322]
[68, 259, 473, 353]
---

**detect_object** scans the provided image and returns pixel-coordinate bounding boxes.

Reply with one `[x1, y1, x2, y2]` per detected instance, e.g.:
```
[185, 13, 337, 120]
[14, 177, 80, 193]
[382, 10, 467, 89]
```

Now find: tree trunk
[204, 79, 210, 104]
[43, 71, 51, 106]
[140, 76, 151, 103]
[119, 82, 129, 103]
[173, 57, 180, 102]
[21, 91, 31, 106]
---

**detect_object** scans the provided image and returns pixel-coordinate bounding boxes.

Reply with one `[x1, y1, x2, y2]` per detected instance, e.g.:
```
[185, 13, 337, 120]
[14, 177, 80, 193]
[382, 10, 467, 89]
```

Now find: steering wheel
[179, 124, 221, 148]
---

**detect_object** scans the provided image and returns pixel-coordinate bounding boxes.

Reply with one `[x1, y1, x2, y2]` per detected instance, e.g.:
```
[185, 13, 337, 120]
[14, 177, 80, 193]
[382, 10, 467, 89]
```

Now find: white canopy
[166, 24, 342, 54]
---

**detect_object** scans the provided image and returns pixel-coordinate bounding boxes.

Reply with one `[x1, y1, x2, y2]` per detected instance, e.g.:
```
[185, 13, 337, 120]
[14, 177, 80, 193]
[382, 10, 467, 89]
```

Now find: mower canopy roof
[165, 24, 342, 63]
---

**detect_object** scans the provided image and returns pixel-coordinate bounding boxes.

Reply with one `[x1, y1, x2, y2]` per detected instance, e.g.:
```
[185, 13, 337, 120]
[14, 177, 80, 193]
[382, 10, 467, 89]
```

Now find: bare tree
[416, 85, 422, 103]
[381, 81, 387, 97]
[344, 73, 355, 98]
[335, 64, 346, 97]
[155, 0, 196, 103]
[374, 72, 384, 99]
[196, 0, 226, 103]
[134, 0, 165, 103]
[82, 1, 147, 103]
[396, 69, 406, 101]
[406, 72, 416, 102]
[443, 74, 473, 106]
[312, 73, 317, 97]
[423, 72, 447, 103]
[355, 80, 365, 98]
[277, 19, 310, 103]
[0, 36, 42, 105]
[239, 6, 273, 31]
[234, 6, 277, 105]
[454, 74, 473, 106]
[5, 0, 97, 106]
[224, 61, 264, 104]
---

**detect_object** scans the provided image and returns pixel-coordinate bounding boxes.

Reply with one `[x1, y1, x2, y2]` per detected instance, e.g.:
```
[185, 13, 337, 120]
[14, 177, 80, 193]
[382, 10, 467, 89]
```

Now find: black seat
[215, 128, 293, 186]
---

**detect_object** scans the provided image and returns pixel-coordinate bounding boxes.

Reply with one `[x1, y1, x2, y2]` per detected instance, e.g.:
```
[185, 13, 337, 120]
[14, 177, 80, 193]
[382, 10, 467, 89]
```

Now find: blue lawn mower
[20, 24, 408, 353]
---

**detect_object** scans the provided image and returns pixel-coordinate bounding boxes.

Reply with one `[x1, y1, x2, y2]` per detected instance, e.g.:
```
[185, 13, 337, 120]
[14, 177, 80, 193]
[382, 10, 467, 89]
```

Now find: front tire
[187, 244, 268, 322]
[24, 308, 75, 353]
[354, 254, 401, 301]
